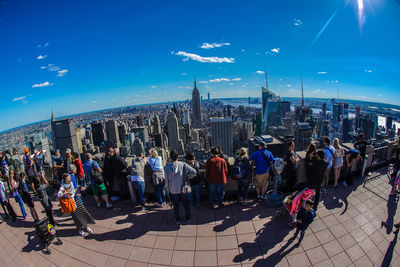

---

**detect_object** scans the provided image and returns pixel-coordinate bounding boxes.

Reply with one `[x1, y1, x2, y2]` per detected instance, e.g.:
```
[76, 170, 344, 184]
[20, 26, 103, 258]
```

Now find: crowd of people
[0, 132, 394, 242]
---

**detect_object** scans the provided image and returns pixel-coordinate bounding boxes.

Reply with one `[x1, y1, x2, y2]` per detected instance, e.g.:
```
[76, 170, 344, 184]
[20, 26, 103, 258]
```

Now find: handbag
[59, 196, 76, 213]
[181, 177, 192, 194]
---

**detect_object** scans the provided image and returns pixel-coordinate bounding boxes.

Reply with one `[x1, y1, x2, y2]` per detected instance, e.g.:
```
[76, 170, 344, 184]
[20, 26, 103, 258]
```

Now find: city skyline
[1, 0, 400, 131]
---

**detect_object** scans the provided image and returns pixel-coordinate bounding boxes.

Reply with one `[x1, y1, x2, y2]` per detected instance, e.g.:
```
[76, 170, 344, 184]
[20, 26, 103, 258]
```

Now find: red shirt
[75, 158, 85, 179]
[206, 156, 228, 184]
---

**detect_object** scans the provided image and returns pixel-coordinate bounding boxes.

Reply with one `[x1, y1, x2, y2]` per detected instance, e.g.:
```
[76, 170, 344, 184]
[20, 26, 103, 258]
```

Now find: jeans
[237, 179, 249, 200]
[208, 183, 225, 207]
[189, 184, 200, 206]
[293, 227, 306, 243]
[153, 182, 166, 205]
[132, 181, 145, 206]
[171, 193, 191, 221]
[14, 193, 27, 218]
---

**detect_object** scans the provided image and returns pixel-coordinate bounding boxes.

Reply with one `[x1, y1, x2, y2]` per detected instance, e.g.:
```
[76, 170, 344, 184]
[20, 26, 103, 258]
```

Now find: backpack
[233, 158, 247, 179]
[309, 209, 316, 223]
[90, 161, 104, 185]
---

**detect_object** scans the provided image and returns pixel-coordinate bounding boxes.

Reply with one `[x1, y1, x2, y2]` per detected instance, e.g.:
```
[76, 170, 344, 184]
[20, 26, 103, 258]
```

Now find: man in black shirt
[111, 148, 128, 200]
[309, 150, 329, 211]
[354, 133, 370, 179]
[103, 147, 115, 200]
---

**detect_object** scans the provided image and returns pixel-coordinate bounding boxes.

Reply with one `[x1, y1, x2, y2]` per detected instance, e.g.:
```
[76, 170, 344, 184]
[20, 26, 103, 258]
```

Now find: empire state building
[191, 79, 202, 128]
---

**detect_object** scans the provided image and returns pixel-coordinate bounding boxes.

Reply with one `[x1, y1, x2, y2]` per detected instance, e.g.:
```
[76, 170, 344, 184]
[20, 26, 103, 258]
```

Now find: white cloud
[287, 84, 292, 87]
[173, 51, 235, 63]
[318, 71, 327, 74]
[151, 85, 157, 88]
[288, 89, 299, 93]
[37, 42, 49, 49]
[22, 100, 28, 104]
[229, 83, 234, 85]
[57, 69, 68, 77]
[241, 49, 246, 52]
[181, 72, 187, 76]
[12, 96, 26, 102]
[364, 69, 372, 73]
[313, 89, 327, 94]
[327, 80, 339, 83]
[231, 78, 242, 81]
[199, 81, 209, 84]
[256, 70, 264, 74]
[92, 100, 98, 104]
[271, 48, 280, 53]
[378, 94, 383, 97]
[294, 19, 303, 26]
[37, 55, 47, 60]
[200, 42, 230, 49]
[32, 81, 53, 88]
[40, 66, 46, 69]
[210, 78, 230, 83]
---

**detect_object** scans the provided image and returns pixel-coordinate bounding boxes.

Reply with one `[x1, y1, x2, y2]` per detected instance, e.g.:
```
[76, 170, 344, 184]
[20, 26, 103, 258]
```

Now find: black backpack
[90, 161, 104, 185]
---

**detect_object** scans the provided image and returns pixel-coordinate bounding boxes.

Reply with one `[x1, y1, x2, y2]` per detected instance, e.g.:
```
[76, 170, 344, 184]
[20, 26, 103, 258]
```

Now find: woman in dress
[58, 173, 95, 237]
[333, 138, 344, 187]
[148, 149, 166, 207]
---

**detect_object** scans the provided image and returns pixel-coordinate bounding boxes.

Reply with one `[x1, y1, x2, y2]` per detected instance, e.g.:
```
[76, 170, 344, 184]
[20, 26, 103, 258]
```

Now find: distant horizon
[1, 1, 400, 132]
[1, 96, 399, 134]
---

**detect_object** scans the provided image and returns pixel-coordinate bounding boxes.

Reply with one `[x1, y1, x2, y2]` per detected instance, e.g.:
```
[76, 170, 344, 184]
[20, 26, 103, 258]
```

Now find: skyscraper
[191, 79, 202, 128]
[137, 115, 144, 126]
[261, 68, 282, 133]
[208, 92, 210, 101]
[105, 120, 121, 148]
[132, 138, 145, 156]
[210, 118, 233, 156]
[153, 115, 161, 134]
[51, 114, 80, 156]
[167, 112, 184, 154]
[91, 122, 106, 146]
[321, 103, 327, 120]
[280, 101, 291, 118]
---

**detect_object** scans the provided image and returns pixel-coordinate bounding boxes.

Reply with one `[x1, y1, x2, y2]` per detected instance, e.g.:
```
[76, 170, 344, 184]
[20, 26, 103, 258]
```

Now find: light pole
[265, 158, 285, 207]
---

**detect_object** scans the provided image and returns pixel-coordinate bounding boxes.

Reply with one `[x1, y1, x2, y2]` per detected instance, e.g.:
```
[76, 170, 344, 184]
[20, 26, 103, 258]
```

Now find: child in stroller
[34, 217, 62, 254]
[276, 188, 315, 226]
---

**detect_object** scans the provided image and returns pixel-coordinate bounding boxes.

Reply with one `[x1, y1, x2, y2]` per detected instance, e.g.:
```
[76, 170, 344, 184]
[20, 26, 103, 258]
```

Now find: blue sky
[0, 0, 399, 131]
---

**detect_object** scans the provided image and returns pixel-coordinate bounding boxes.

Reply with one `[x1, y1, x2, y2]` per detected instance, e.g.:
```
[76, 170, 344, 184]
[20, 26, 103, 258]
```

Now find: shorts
[254, 172, 270, 188]
[90, 183, 107, 196]
[21, 192, 35, 208]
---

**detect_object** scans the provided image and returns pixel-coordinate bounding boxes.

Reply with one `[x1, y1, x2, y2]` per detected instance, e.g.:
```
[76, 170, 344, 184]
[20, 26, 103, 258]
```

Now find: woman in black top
[186, 152, 203, 207]
[305, 142, 317, 187]
[284, 141, 299, 193]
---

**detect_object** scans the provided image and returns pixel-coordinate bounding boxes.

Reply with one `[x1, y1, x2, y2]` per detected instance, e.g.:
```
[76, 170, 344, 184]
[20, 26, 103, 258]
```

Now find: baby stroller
[275, 188, 315, 227]
[34, 217, 62, 254]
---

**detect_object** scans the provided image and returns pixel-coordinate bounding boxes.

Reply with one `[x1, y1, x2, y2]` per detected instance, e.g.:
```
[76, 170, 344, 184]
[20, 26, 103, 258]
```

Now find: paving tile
[125, 260, 147, 267]
[171, 250, 195, 266]
[312, 259, 335, 267]
[149, 248, 173, 265]
[196, 224, 216, 237]
[217, 235, 238, 250]
[315, 229, 335, 244]
[174, 236, 196, 251]
[353, 255, 374, 267]
[358, 236, 376, 253]
[305, 246, 329, 265]
[194, 250, 217, 266]
[236, 233, 258, 247]
[177, 225, 197, 237]
[346, 244, 365, 262]
[350, 227, 368, 242]
[238, 246, 264, 264]
[217, 248, 240, 266]
[154, 235, 176, 250]
[234, 221, 255, 234]
[321, 215, 340, 228]
[330, 251, 352, 267]
[104, 256, 127, 267]
[111, 243, 134, 258]
[337, 234, 357, 250]
[286, 251, 311, 267]
[322, 239, 344, 257]
[129, 246, 152, 263]
[135, 235, 157, 248]
[329, 224, 348, 238]
[365, 247, 384, 265]
[301, 233, 321, 250]
[196, 236, 217, 250]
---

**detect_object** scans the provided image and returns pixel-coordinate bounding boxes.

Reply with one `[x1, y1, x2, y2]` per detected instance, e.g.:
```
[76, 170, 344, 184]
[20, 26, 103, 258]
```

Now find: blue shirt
[324, 146, 336, 168]
[250, 148, 276, 174]
[70, 174, 78, 189]
[148, 156, 163, 171]
[83, 159, 100, 184]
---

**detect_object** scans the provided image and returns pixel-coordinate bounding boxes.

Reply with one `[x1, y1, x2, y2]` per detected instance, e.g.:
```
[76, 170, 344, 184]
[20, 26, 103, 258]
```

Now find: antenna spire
[301, 72, 304, 107]
[194, 74, 197, 89]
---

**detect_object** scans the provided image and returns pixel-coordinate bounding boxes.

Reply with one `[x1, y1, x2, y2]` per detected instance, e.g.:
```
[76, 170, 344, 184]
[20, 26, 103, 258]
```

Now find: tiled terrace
[0, 167, 399, 266]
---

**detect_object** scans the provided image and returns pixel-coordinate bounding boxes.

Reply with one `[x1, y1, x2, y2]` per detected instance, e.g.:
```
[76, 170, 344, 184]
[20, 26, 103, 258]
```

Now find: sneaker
[140, 206, 148, 211]
[343, 181, 348, 187]
[97, 202, 101, 208]
[111, 196, 119, 202]
[86, 227, 93, 234]
[186, 219, 192, 223]
[106, 203, 113, 209]
[242, 200, 249, 206]
[174, 218, 182, 225]
[78, 230, 88, 237]
[157, 203, 163, 207]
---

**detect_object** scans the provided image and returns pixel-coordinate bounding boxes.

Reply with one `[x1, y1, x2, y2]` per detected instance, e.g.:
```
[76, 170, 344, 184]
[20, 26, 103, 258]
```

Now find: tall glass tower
[191, 79, 202, 128]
